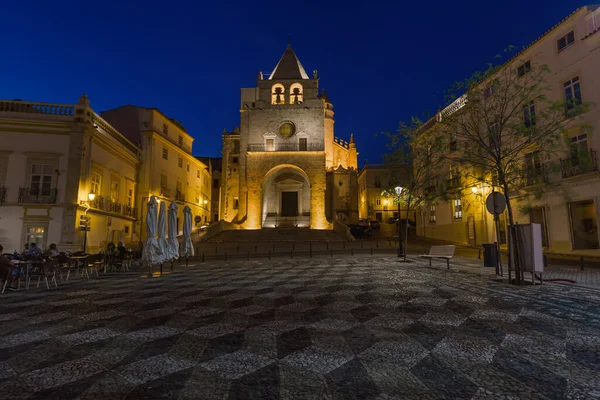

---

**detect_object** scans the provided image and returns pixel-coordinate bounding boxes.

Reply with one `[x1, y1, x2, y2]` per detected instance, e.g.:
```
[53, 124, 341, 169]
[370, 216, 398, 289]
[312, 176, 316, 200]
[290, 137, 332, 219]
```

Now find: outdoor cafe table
[67, 255, 90, 279]
[11, 260, 43, 289]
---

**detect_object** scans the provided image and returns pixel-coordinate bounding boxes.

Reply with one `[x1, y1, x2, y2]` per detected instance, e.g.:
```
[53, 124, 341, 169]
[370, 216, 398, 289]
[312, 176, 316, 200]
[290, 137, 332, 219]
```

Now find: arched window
[289, 83, 303, 104]
[271, 84, 285, 105]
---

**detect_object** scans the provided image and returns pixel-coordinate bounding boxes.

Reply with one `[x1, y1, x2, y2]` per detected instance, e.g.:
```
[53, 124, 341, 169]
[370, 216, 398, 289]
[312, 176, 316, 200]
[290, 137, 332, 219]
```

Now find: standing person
[0, 245, 17, 291]
[28, 243, 42, 256]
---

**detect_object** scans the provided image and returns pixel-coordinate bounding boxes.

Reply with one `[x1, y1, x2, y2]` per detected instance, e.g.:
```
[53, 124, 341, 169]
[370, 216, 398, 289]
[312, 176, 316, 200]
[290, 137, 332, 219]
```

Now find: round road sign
[486, 192, 506, 215]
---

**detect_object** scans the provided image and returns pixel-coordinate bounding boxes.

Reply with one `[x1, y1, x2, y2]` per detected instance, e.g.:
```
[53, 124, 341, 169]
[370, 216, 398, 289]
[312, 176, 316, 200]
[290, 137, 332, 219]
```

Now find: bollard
[361, 241, 363, 249]
[255, 245, 257, 252]
[343, 242, 345, 249]
[247, 251, 250, 260]
[268, 250, 271, 260]
[291, 250, 293, 259]
[202, 253, 205, 263]
[351, 248, 354, 255]
[225, 253, 227, 261]
[543, 254, 548, 269]
[292, 243, 295, 251]
[370, 247, 373, 255]
[215, 246, 218, 255]
[326, 242, 329, 250]
[580, 256, 584, 271]
[330, 249, 333, 257]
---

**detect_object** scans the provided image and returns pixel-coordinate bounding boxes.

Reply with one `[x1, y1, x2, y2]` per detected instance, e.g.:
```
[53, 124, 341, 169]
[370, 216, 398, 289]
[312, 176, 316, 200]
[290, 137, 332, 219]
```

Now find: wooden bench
[420, 245, 456, 269]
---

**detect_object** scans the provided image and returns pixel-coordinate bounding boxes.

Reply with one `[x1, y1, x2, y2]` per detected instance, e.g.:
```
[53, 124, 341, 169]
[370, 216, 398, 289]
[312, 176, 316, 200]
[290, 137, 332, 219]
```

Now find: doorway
[281, 192, 298, 217]
[569, 200, 599, 250]
[530, 206, 549, 247]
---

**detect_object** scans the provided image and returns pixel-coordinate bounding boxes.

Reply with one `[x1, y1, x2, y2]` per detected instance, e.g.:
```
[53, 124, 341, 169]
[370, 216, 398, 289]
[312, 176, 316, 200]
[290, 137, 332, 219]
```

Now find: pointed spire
[269, 46, 309, 80]
[349, 133, 355, 148]
[319, 89, 331, 103]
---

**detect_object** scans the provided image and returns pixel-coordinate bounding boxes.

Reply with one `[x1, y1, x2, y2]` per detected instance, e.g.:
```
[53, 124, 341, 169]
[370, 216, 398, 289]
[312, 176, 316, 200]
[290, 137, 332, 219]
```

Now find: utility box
[510, 223, 544, 274]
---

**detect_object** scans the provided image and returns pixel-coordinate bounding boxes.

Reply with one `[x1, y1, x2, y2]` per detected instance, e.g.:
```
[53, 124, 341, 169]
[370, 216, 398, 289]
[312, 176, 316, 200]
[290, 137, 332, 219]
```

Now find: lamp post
[395, 186, 403, 257]
[82, 192, 95, 253]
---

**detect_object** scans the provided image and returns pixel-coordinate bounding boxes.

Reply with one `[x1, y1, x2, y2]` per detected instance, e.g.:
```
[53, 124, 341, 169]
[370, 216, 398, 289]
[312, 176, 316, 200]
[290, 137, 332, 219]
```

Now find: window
[231, 156, 238, 164]
[586, 9, 600, 35]
[564, 76, 582, 116]
[429, 205, 436, 223]
[449, 131, 457, 152]
[299, 138, 307, 151]
[517, 61, 531, 77]
[233, 140, 240, 154]
[30, 164, 53, 196]
[233, 197, 239, 210]
[488, 121, 500, 148]
[178, 135, 183, 147]
[453, 199, 463, 219]
[91, 172, 101, 194]
[163, 123, 168, 135]
[271, 84, 285, 105]
[557, 30, 575, 52]
[290, 83, 303, 104]
[162, 147, 168, 160]
[570, 133, 588, 167]
[266, 139, 275, 151]
[376, 197, 381, 206]
[279, 122, 296, 138]
[197, 169, 200, 178]
[178, 157, 183, 168]
[213, 178, 220, 189]
[110, 180, 119, 202]
[160, 174, 168, 194]
[25, 226, 45, 248]
[523, 100, 536, 128]
[524, 150, 543, 185]
[127, 188, 133, 207]
[186, 163, 190, 172]
[124, 225, 130, 234]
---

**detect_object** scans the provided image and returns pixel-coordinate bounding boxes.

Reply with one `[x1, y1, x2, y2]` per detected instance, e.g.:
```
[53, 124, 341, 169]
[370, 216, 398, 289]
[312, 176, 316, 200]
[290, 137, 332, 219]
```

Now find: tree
[382, 117, 445, 262]
[433, 49, 589, 283]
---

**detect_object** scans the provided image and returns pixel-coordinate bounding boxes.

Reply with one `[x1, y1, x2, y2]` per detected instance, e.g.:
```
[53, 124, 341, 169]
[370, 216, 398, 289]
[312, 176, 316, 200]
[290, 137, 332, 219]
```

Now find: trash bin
[482, 243, 498, 268]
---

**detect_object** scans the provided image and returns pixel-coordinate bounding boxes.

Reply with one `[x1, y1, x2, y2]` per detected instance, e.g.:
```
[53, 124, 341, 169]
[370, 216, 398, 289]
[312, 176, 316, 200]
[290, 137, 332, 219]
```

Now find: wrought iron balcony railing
[18, 187, 58, 204]
[88, 195, 137, 218]
[560, 150, 598, 178]
[175, 190, 186, 202]
[517, 167, 547, 188]
[247, 143, 324, 152]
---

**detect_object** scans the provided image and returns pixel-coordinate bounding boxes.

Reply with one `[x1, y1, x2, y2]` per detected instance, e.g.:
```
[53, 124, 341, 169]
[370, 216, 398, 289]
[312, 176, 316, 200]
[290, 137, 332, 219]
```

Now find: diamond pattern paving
[1, 256, 600, 399]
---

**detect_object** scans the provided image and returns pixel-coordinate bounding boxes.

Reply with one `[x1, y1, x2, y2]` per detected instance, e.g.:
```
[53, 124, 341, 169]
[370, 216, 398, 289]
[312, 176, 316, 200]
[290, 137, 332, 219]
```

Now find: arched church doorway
[262, 165, 311, 228]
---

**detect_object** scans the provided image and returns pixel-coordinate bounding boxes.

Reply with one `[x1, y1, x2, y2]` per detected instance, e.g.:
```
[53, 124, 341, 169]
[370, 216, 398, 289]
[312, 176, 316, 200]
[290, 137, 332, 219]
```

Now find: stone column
[310, 172, 328, 229]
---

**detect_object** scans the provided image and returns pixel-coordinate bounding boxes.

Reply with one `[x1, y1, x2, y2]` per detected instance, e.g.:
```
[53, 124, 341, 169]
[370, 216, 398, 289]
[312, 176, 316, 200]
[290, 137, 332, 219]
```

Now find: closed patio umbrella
[142, 196, 162, 272]
[167, 201, 179, 270]
[180, 205, 194, 264]
[157, 200, 169, 271]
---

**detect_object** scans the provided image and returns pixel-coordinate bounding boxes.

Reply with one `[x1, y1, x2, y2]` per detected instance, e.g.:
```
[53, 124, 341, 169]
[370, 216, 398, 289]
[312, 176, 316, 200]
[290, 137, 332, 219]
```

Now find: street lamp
[395, 186, 403, 257]
[82, 192, 95, 253]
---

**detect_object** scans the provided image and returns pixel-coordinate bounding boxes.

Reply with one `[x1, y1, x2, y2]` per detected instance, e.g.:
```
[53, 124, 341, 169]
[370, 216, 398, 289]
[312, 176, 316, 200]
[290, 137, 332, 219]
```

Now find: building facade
[358, 164, 414, 223]
[220, 46, 358, 229]
[101, 106, 212, 241]
[0, 95, 140, 253]
[416, 5, 600, 254]
[197, 157, 222, 224]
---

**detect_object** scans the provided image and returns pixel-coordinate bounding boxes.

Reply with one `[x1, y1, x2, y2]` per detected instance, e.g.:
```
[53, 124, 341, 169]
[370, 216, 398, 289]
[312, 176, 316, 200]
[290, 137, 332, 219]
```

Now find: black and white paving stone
[1, 256, 600, 399]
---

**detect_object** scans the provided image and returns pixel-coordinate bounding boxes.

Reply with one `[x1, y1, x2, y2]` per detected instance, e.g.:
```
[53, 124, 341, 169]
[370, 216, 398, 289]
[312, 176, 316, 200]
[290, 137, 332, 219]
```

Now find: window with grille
[197, 169, 200, 178]
[557, 30, 575, 52]
[178, 135, 183, 147]
[110, 181, 119, 202]
[162, 147, 168, 160]
[127, 188, 133, 207]
[186, 163, 190, 172]
[163, 124, 168, 135]
[178, 157, 183, 168]
[233, 197, 239, 210]
[429, 205, 436, 223]
[453, 199, 462, 219]
[30, 164, 53, 196]
[299, 138, 307, 151]
[376, 197, 381, 206]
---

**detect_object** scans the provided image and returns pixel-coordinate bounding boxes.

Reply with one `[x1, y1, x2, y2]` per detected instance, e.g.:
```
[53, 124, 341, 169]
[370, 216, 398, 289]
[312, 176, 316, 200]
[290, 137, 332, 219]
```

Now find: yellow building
[220, 46, 359, 229]
[101, 106, 212, 241]
[416, 5, 600, 254]
[0, 95, 140, 253]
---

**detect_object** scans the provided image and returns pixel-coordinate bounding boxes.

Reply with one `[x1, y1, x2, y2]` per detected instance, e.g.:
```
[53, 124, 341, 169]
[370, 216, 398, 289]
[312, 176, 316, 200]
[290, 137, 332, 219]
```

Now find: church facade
[220, 46, 358, 229]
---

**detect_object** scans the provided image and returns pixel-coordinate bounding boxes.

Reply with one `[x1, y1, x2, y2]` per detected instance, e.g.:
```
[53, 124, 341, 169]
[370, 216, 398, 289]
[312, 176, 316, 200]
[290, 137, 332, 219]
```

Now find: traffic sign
[486, 192, 506, 215]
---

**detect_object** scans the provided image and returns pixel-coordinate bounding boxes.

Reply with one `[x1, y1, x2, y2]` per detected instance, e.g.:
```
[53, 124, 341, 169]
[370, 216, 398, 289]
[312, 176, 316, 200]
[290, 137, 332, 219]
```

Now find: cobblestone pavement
[1, 256, 600, 399]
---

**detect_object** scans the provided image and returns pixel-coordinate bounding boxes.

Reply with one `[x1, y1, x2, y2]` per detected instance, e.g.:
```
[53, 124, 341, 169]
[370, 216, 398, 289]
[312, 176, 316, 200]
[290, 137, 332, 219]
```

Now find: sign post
[486, 191, 506, 277]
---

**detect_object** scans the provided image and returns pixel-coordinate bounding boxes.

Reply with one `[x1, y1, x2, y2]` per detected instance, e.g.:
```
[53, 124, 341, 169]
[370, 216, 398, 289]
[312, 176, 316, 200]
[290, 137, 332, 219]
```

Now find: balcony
[0, 187, 5, 204]
[247, 143, 324, 152]
[88, 195, 137, 219]
[517, 167, 547, 188]
[160, 186, 171, 197]
[175, 190, 186, 202]
[18, 187, 58, 204]
[560, 150, 598, 178]
[446, 177, 461, 190]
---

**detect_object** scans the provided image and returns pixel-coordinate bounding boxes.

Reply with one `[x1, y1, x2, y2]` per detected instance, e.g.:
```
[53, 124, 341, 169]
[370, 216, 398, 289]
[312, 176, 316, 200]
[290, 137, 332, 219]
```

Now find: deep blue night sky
[0, 0, 583, 166]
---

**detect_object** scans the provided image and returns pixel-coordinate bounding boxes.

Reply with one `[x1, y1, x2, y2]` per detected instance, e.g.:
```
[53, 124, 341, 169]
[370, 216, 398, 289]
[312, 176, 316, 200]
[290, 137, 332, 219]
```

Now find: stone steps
[205, 228, 346, 243]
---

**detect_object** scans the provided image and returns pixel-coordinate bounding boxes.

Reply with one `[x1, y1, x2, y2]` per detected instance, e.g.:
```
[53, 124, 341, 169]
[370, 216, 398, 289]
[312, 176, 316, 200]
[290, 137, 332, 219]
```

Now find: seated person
[116, 241, 127, 258]
[45, 243, 60, 257]
[0, 245, 17, 291]
[28, 243, 42, 257]
[106, 242, 117, 255]
[21, 243, 30, 256]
